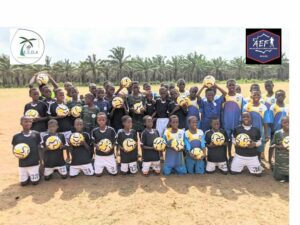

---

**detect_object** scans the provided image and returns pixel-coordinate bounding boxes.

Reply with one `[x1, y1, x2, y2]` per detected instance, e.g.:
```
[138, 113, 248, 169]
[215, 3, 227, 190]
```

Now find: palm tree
[77, 61, 89, 84]
[108, 47, 131, 81]
[0, 54, 16, 86]
[130, 57, 155, 82]
[184, 52, 209, 82]
[151, 55, 169, 81]
[19, 37, 36, 56]
[229, 57, 247, 80]
[167, 56, 185, 81]
[210, 57, 227, 80]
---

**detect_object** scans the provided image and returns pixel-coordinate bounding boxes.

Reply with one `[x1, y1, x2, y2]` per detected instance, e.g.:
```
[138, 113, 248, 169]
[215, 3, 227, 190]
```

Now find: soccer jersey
[184, 129, 205, 151]
[91, 126, 116, 156]
[145, 101, 156, 116]
[186, 98, 201, 122]
[155, 98, 170, 118]
[205, 129, 228, 162]
[179, 90, 190, 97]
[269, 103, 289, 132]
[234, 125, 261, 157]
[81, 105, 100, 133]
[110, 108, 127, 132]
[141, 129, 160, 162]
[222, 94, 244, 131]
[127, 94, 146, 132]
[50, 102, 73, 132]
[70, 132, 92, 166]
[94, 99, 111, 117]
[43, 98, 56, 114]
[263, 94, 276, 109]
[42, 133, 66, 168]
[12, 130, 41, 167]
[24, 101, 48, 132]
[116, 129, 138, 163]
[168, 101, 187, 129]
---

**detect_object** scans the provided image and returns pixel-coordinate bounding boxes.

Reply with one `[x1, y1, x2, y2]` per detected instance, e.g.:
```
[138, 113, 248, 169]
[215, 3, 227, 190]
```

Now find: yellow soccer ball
[24, 109, 39, 119]
[190, 147, 204, 160]
[211, 132, 225, 146]
[153, 137, 167, 152]
[56, 104, 69, 117]
[203, 75, 216, 88]
[45, 135, 62, 150]
[121, 77, 132, 88]
[177, 96, 189, 107]
[282, 136, 289, 149]
[171, 139, 184, 151]
[97, 138, 113, 153]
[236, 133, 251, 148]
[36, 72, 49, 85]
[69, 133, 85, 147]
[112, 97, 124, 108]
[70, 105, 82, 118]
[122, 138, 137, 152]
[13, 143, 30, 159]
[133, 102, 144, 114]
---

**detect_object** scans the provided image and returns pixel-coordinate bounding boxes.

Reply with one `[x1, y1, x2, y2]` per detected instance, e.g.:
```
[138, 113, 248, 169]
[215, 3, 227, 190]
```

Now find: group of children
[12, 73, 290, 186]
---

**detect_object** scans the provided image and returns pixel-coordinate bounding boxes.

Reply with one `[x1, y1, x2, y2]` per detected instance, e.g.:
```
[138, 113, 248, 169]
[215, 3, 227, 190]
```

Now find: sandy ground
[0, 83, 289, 225]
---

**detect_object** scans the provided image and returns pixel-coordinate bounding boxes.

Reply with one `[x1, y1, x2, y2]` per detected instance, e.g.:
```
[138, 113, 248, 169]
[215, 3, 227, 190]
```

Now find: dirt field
[0, 82, 289, 225]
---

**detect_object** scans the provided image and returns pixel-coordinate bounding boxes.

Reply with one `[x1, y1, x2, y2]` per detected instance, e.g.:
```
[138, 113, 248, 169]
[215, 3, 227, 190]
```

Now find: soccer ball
[236, 133, 251, 148]
[282, 136, 289, 149]
[203, 75, 216, 88]
[211, 132, 225, 146]
[24, 109, 39, 118]
[176, 96, 189, 107]
[13, 143, 30, 159]
[171, 139, 184, 151]
[36, 72, 49, 85]
[70, 106, 82, 118]
[153, 137, 167, 152]
[121, 77, 132, 88]
[56, 104, 69, 117]
[122, 138, 137, 152]
[112, 97, 124, 108]
[69, 133, 85, 147]
[190, 147, 204, 160]
[119, 88, 128, 96]
[133, 102, 144, 114]
[97, 138, 113, 153]
[45, 135, 62, 150]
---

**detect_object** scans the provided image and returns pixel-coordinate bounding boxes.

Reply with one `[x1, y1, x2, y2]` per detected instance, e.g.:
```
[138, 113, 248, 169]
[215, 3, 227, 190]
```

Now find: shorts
[94, 154, 118, 175]
[120, 161, 138, 174]
[156, 118, 169, 137]
[61, 131, 72, 145]
[19, 165, 40, 182]
[44, 165, 68, 176]
[206, 161, 228, 172]
[142, 161, 161, 173]
[69, 163, 94, 176]
[231, 154, 262, 174]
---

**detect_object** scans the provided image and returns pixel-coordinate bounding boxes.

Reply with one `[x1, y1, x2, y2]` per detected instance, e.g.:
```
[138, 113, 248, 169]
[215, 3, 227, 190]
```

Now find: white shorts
[94, 154, 118, 175]
[156, 118, 169, 137]
[142, 161, 161, 173]
[44, 165, 68, 176]
[231, 154, 263, 174]
[120, 161, 138, 174]
[206, 161, 228, 172]
[19, 165, 40, 182]
[69, 163, 94, 176]
[61, 131, 72, 145]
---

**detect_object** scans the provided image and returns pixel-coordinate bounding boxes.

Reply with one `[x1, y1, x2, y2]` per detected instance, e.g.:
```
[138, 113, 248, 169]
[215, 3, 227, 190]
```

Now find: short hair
[97, 112, 107, 119]
[143, 82, 150, 88]
[20, 116, 32, 123]
[187, 116, 197, 124]
[159, 86, 167, 93]
[89, 83, 96, 88]
[143, 115, 152, 123]
[121, 115, 132, 123]
[265, 80, 274, 85]
[250, 83, 260, 91]
[85, 93, 94, 99]
[210, 117, 220, 124]
[97, 87, 105, 93]
[205, 88, 215, 94]
[177, 79, 185, 85]
[74, 118, 83, 123]
[29, 87, 39, 94]
[281, 116, 289, 123]
[275, 89, 285, 95]
[169, 115, 179, 124]
[55, 88, 64, 95]
[132, 81, 139, 86]
[48, 119, 58, 126]
[226, 79, 236, 85]
[190, 86, 198, 92]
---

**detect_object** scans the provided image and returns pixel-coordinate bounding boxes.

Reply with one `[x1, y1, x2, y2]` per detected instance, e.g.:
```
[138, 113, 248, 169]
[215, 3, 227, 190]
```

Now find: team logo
[246, 29, 281, 64]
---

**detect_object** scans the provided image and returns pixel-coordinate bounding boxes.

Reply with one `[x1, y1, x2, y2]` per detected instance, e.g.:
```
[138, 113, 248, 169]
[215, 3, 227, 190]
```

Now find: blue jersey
[187, 98, 201, 121]
[262, 94, 276, 110]
[269, 103, 289, 132]
[184, 129, 205, 152]
[94, 99, 111, 116]
[222, 94, 244, 130]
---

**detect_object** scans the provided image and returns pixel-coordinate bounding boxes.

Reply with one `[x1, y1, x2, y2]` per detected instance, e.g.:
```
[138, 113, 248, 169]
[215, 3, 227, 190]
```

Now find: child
[41, 85, 56, 114]
[168, 89, 188, 129]
[141, 116, 161, 175]
[89, 83, 97, 98]
[94, 87, 111, 117]
[263, 80, 276, 109]
[186, 86, 201, 129]
[154, 87, 170, 136]
[110, 94, 129, 132]
[116, 116, 139, 174]
[184, 116, 206, 174]
[41, 119, 68, 180]
[235, 85, 242, 95]
[231, 112, 263, 176]
[81, 93, 100, 133]
[270, 116, 289, 182]
[143, 82, 159, 99]
[177, 78, 189, 97]
[24, 88, 48, 132]
[91, 112, 118, 176]
[104, 83, 116, 102]
[144, 90, 156, 117]
[69, 118, 94, 177]
[12, 116, 41, 186]
[205, 117, 228, 174]
[163, 115, 187, 175]
[64, 82, 73, 103]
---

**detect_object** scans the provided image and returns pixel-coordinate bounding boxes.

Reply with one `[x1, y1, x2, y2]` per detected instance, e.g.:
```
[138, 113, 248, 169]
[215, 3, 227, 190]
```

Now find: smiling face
[97, 114, 107, 128]
[211, 119, 220, 131]
[242, 112, 252, 126]
[281, 117, 289, 132]
[21, 117, 33, 131]
[227, 80, 236, 93]
[177, 81, 185, 92]
[159, 87, 168, 100]
[264, 81, 274, 93]
[205, 89, 215, 102]
[276, 91, 286, 104]
[188, 116, 198, 130]
[30, 89, 40, 102]
[74, 118, 84, 132]
[144, 116, 153, 129]
[170, 116, 179, 130]
[251, 90, 261, 104]
[123, 117, 132, 130]
[56, 90, 65, 103]
[97, 88, 105, 100]
[170, 89, 179, 101]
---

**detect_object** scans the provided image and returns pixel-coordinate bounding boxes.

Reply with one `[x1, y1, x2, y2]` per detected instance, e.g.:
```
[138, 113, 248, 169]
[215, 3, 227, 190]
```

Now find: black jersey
[12, 130, 41, 167]
[168, 101, 187, 129]
[24, 101, 48, 132]
[43, 98, 56, 114]
[145, 101, 156, 116]
[141, 129, 160, 162]
[42, 133, 66, 168]
[110, 108, 127, 132]
[234, 125, 261, 157]
[70, 132, 92, 165]
[91, 126, 116, 156]
[155, 99, 169, 118]
[116, 129, 138, 163]
[205, 129, 228, 162]
[49, 102, 73, 132]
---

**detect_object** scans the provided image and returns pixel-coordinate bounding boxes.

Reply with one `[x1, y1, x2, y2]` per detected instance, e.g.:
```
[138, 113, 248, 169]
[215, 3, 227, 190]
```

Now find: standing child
[141, 116, 161, 176]
[116, 116, 139, 175]
[144, 91, 156, 117]
[186, 87, 201, 129]
[81, 93, 100, 134]
[91, 113, 118, 176]
[154, 87, 170, 136]
[263, 80, 276, 109]
[163, 115, 187, 175]
[177, 78, 189, 97]
[89, 83, 97, 98]
[184, 116, 206, 174]
[110, 94, 129, 132]
[168, 89, 188, 130]
[94, 87, 111, 118]
[41, 85, 56, 115]
[104, 84, 116, 102]
[12, 116, 41, 186]
[69, 118, 94, 177]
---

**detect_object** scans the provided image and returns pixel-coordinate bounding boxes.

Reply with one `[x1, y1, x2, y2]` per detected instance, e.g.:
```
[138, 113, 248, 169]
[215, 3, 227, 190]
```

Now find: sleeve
[162, 130, 170, 146]
[11, 135, 16, 146]
[50, 104, 57, 116]
[24, 104, 28, 115]
[111, 128, 117, 144]
[269, 107, 275, 123]
[41, 136, 47, 147]
[223, 130, 229, 143]
[184, 133, 191, 152]
[36, 132, 42, 145]
[140, 131, 146, 146]
[60, 134, 66, 146]
[90, 129, 95, 141]
[255, 129, 261, 141]
[216, 95, 225, 106]
[263, 109, 272, 124]
[84, 133, 91, 145]
[116, 130, 121, 145]
[205, 131, 211, 146]
[200, 134, 206, 149]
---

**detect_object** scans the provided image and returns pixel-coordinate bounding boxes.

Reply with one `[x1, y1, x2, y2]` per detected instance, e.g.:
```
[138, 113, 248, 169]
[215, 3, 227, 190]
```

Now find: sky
[0, 27, 289, 63]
